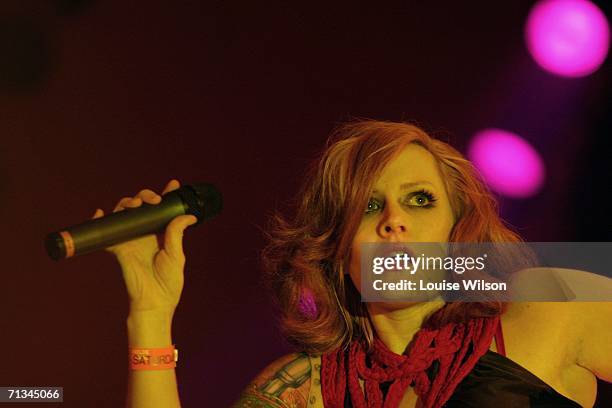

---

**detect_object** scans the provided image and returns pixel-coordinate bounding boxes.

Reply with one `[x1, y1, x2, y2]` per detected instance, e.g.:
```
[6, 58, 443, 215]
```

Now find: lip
[372, 243, 416, 260]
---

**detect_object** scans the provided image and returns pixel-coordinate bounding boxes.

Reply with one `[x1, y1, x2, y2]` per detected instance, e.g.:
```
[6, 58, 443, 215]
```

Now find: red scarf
[321, 315, 499, 408]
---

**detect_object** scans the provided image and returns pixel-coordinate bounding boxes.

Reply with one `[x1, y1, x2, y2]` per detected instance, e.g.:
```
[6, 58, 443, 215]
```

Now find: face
[348, 143, 455, 304]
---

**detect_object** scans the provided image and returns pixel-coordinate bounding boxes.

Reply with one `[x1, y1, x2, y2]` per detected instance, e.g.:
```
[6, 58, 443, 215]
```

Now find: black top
[344, 350, 581, 407]
[444, 350, 581, 407]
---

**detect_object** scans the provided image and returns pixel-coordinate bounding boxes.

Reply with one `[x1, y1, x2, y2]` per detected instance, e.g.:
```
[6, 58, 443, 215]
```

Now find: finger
[161, 179, 180, 195]
[135, 188, 162, 204]
[92, 208, 104, 219]
[163, 214, 198, 261]
[113, 196, 143, 213]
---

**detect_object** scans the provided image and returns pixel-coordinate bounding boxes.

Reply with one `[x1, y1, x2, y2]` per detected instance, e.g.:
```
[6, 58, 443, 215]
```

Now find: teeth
[385, 251, 412, 258]
[373, 245, 415, 259]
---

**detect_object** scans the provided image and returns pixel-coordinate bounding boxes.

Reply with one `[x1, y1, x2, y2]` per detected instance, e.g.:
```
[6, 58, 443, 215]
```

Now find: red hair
[262, 120, 527, 354]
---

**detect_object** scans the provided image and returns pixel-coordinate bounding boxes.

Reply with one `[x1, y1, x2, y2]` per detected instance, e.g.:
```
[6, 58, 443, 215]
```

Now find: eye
[406, 189, 437, 208]
[365, 198, 382, 214]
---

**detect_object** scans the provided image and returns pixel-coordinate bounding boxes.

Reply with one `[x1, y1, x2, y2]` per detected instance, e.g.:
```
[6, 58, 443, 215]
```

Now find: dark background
[1, 1, 610, 406]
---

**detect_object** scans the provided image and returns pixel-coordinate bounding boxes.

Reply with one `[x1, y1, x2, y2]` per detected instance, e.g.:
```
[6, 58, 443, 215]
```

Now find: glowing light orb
[525, 0, 610, 77]
[468, 129, 545, 198]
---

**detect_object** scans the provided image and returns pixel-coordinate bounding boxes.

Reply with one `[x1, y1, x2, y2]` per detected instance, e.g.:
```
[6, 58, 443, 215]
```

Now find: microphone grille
[190, 183, 223, 221]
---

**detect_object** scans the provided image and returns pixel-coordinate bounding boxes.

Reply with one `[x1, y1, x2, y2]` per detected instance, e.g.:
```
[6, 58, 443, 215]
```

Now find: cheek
[442, 205, 456, 238]
[429, 199, 455, 240]
[430, 214, 454, 241]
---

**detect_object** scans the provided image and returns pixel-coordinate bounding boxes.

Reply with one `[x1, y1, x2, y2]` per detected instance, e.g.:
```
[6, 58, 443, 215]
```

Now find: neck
[367, 296, 446, 354]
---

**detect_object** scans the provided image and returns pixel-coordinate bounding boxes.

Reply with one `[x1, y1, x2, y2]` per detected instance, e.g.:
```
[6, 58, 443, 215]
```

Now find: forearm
[126, 310, 181, 408]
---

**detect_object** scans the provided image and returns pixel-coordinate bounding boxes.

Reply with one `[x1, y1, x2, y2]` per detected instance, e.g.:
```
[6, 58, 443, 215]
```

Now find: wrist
[127, 309, 174, 348]
[129, 344, 178, 371]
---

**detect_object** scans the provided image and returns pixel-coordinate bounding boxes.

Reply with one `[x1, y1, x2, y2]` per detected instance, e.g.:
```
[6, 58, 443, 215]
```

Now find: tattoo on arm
[232, 353, 312, 408]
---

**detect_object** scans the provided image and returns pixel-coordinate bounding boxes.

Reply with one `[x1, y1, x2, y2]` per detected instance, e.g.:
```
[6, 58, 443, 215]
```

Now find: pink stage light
[298, 287, 317, 319]
[468, 129, 545, 198]
[525, 0, 610, 77]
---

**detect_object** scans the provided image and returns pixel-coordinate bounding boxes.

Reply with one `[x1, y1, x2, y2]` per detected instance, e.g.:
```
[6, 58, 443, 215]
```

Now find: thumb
[164, 214, 198, 260]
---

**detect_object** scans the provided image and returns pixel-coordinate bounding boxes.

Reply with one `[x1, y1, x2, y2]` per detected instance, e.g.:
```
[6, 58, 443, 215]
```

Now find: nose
[379, 203, 408, 239]
[384, 223, 405, 234]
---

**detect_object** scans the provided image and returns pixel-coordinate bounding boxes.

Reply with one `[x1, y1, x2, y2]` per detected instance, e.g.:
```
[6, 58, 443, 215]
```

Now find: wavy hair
[262, 120, 526, 354]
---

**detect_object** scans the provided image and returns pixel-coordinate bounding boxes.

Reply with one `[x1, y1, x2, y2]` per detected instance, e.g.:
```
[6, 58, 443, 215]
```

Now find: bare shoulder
[507, 267, 612, 327]
[510, 267, 612, 301]
[231, 352, 313, 408]
[550, 268, 612, 382]
[505, 267, 612, 382]
[506, 267, 612, 333]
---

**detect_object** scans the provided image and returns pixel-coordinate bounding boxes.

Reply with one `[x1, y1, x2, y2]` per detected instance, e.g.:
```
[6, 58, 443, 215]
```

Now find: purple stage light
[468, 129, 545, 198]
[525, 0, 610, 78]
[298, 287, 317, 319]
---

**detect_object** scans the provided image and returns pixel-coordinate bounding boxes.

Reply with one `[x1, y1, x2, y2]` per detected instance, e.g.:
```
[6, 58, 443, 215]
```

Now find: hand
[93, 179, 198, 314]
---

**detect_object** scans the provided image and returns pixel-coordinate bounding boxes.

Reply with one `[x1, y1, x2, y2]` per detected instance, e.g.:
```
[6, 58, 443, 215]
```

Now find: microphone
[45, 183, 222, 260]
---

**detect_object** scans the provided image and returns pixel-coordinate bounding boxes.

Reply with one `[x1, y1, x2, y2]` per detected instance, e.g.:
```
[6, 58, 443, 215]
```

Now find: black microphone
[45, 183, 222, 260]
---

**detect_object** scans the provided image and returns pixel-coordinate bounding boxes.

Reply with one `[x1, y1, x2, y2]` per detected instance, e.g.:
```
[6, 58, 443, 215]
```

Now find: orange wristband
[129, 345, 178, 370]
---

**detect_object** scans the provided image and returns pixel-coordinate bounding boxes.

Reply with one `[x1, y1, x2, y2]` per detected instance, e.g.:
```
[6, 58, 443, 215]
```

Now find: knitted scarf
[321, 315, 499, 408]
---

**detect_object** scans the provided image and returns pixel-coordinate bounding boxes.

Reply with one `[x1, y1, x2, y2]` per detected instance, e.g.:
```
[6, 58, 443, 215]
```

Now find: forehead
[373, 143, 444, 189]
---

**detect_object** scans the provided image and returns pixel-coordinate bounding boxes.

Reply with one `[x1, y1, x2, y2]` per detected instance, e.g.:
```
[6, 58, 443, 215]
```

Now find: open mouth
[373, 243, 416, 260]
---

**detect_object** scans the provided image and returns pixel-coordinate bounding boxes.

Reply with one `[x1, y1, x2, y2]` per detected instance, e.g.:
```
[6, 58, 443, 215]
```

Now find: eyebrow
[372, 181, 435, 194]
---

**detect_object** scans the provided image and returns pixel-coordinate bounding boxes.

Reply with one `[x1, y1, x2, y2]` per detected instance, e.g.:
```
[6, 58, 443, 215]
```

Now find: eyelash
[365, 189, 438, 214]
